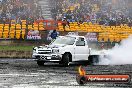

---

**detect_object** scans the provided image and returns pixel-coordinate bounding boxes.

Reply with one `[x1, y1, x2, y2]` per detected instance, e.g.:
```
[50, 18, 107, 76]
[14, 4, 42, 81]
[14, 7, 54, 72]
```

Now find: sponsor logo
[27, 35, 41, 40]
[76, 66, 131, 85]
[27, 30, 41, 40]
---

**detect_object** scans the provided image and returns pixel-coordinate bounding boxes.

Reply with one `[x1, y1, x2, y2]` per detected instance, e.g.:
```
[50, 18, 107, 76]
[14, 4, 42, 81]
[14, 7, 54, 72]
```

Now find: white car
[32, 35, 104, 66]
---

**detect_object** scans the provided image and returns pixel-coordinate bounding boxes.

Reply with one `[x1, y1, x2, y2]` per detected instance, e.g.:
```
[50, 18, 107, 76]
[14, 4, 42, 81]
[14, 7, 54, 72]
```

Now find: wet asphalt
[0, 59, 132, 88]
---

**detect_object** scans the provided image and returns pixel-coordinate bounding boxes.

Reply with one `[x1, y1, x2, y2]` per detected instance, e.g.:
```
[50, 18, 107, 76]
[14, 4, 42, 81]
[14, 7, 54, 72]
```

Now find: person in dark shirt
[50, 30, 59, 40]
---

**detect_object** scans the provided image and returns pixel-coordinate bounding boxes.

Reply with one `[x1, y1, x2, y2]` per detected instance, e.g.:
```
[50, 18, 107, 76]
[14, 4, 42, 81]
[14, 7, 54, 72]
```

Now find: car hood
[34, 46, 51, 50]
[35, 44, 66, 50]
[48, 44, 66, 48]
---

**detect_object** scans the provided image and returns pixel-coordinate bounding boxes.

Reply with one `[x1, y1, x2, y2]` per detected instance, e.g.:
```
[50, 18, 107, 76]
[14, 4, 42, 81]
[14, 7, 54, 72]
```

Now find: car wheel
[88, 55, 99, 65]
[62, 53, 70, 67]
[37, 61, 45, 66]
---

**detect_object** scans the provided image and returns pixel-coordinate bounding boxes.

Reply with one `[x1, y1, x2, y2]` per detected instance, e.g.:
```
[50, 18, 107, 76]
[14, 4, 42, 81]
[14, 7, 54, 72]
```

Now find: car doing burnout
[32, 35, 105, 66]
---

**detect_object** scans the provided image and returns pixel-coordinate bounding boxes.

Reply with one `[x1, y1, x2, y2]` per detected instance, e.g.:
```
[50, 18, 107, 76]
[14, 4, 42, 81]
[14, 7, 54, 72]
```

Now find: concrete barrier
[0, 50, 32, 58]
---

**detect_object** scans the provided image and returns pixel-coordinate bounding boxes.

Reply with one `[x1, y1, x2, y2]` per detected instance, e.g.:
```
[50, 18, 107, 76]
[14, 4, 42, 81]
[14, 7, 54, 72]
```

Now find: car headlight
[52, 49, 59, 53]
[33, 48, 36, 50]
[33, 50, 37, 53]
[33, 48, 37, 53]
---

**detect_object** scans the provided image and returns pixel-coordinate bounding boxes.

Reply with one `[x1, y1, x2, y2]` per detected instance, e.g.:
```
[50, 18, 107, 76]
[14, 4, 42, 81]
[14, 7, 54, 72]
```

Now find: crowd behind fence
[0, 20, 131, 43]
[0, 0, 131, 43]
[51, 0, 132, 26]
[0, 0, 42, 24]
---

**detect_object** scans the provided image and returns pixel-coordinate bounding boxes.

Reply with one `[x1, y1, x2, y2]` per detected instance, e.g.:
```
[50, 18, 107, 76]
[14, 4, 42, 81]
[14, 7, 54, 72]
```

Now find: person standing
[50, 30, 59, 40]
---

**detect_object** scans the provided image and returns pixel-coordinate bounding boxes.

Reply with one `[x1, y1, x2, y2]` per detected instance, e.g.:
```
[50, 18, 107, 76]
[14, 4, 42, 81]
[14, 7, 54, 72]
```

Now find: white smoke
[99, 35, 132, 65]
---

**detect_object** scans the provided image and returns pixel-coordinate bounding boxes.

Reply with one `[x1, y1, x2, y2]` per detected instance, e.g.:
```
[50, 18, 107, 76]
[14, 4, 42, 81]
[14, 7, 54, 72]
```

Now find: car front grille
[38, 52, 51, 54]
[38, 50, 52, 54]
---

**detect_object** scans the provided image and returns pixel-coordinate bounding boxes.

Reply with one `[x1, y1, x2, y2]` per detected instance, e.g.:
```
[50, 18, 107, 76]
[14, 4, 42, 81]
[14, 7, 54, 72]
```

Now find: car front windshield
[50, 36, 76, 45]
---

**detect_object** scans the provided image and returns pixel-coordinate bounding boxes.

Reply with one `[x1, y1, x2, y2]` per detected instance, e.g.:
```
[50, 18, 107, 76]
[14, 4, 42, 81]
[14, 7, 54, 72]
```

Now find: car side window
[76, 38, 85, 46]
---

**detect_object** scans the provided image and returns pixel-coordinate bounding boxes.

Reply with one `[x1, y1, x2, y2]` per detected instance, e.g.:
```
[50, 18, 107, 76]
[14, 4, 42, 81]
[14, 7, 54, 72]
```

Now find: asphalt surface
[0, 59, 132, 88]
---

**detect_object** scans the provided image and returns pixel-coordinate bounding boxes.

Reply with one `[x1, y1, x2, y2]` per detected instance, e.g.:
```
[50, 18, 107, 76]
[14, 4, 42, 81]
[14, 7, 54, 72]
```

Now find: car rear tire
[88, 55, 99, 65]
[61, 53, 70, 67]
[37, 61, 45, 66]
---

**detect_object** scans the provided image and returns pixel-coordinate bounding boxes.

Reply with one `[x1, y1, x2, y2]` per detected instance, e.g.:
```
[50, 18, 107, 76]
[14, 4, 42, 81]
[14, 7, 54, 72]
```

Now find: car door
[74, 37, 89, 61]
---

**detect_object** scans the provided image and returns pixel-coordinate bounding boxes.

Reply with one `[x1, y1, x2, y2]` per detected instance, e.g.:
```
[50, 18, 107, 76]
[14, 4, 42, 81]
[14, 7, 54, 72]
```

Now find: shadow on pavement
[40, 60, 92, 67]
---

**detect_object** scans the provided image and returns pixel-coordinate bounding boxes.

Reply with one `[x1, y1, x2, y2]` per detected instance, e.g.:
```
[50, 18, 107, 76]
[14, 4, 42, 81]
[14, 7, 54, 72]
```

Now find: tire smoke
[99, 35, 132, 65]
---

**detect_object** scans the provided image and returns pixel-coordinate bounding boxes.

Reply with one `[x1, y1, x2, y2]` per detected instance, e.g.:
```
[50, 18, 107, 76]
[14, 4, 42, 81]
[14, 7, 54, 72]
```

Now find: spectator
[0, 0, 41, 24]
[50, 0, 132, 26]
[50, 30, 59, 40]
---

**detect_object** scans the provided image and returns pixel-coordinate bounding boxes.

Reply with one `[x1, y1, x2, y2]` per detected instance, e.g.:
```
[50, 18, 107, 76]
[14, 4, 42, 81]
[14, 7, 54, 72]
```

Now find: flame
[78, 66, 86, 76]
